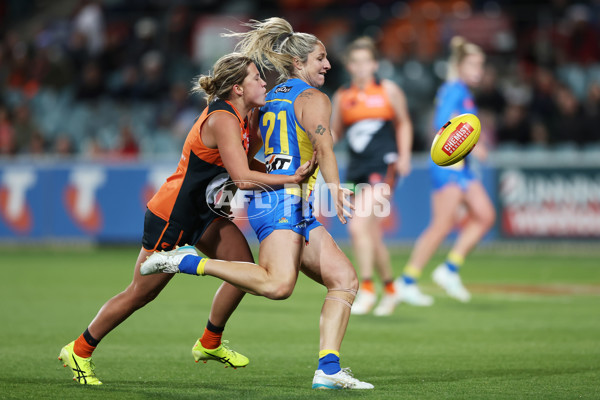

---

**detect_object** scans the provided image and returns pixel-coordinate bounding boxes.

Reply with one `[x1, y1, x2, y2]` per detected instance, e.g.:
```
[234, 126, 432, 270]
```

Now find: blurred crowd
[1, 0, 600, 159]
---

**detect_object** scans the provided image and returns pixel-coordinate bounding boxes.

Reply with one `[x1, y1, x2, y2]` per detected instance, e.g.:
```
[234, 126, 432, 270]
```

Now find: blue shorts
[429, 159, 476, 191]
[247, 190, 322, 242]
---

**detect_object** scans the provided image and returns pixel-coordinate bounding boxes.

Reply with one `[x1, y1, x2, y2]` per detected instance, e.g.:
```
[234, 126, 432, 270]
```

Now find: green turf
[1, 245, 599, 399]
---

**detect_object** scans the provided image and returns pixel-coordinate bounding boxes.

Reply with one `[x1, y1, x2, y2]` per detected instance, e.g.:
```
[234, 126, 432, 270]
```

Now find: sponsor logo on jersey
[274, 86, 292, 93]
[265, 154, 293, 173]
[278, 217, 288, 224]
[442, 122, 473, 156]
[294, 220, 308, 229]
[365, 94, 386, 108]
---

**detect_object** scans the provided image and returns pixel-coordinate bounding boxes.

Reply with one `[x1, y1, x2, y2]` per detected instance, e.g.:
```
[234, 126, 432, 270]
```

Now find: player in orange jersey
[142, 18, 373, 390]
[58, 52, 316, 385]
[331, 37, 414, 315]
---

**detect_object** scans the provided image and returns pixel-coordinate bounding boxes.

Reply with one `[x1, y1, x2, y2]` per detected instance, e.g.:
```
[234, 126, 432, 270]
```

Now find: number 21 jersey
[259, 78, 319, 199]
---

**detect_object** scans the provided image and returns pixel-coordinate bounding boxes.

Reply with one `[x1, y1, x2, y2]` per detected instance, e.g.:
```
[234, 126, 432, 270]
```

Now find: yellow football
[430, 113, 481, 166]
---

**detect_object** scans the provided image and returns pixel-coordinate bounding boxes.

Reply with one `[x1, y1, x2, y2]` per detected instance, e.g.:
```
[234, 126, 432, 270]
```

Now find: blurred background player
[58, 52, 316, 385]
[331, 37, 413, 315]
[395, 36, 496, 304]
[142, 17, 374, 390]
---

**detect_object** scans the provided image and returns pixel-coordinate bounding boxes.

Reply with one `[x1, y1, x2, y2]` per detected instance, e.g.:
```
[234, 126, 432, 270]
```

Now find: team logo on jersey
[205, 173, 279, 220]
[64, 167, 105, 233]
[206, 173, 233, 211]
[0, 167, 36, 234]
[265, 154, 293, 173]
[274, 86, 292, 93]
[346, 119, 385, 153]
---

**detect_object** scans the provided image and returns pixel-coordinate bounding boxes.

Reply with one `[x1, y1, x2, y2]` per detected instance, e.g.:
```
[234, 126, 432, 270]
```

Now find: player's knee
[350, 273, 359, 291]
[346, 276, 359, 293]
[264, 280, 295, 300]
[348, 222, 360, 237]
[485, 207, 497, 229]
[477, 207, 496, 231]
[127, 286, 161, 309]
[131, 294, 156, 309]
[326, 264, 358, 292]
[258, 272, 297, 300]
[347, 220, 367, 239]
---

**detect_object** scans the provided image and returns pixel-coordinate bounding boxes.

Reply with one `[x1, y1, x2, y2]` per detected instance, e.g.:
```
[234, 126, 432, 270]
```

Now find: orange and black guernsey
[337, 78, 398, 184]
[146, 99, 250, 242]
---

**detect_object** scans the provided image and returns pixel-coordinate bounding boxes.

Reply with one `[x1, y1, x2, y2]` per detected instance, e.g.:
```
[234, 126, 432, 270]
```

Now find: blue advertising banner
[0, 161, 173, 242]
[0, 160, 498, 243]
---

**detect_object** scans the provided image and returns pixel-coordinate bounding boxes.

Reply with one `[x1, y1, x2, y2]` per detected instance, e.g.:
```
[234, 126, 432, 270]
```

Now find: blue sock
[402, 274, 416, 284]
[179, 255, 202, 275]
[446, 261, 459, 273]
[318, 353, 341, 375]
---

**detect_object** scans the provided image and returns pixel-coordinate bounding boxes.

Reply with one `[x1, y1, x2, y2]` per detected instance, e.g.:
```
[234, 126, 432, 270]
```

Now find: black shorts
[345, 161, 397, 189]
[141, 209, 219, 252]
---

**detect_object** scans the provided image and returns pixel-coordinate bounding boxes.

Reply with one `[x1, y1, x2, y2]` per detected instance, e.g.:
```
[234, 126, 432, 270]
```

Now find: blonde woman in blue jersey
[395, 36, 496, 303]
[141, 18, 373, 390]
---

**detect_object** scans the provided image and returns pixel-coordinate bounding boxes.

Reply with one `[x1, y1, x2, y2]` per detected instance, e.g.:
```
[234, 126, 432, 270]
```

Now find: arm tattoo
[315, 125, 326, 135]
[297, 91, 314, 100]
[307, 125, 329, 147]
[307, 130, 317, 146]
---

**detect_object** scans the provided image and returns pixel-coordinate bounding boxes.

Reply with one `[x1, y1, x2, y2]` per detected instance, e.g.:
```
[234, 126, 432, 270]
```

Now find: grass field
[1, 245, 599, 399]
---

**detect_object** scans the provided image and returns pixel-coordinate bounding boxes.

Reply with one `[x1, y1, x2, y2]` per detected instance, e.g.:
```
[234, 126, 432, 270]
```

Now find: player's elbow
[228, 172, 253, 190]
[233, 180, 254, 190]
[314, 142, 333, 160]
